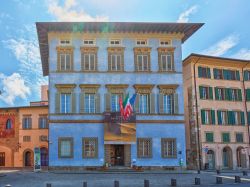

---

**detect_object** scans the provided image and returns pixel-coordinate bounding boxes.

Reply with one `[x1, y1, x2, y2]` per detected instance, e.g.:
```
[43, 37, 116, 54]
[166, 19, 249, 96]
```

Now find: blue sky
[0, 0, 250, 107]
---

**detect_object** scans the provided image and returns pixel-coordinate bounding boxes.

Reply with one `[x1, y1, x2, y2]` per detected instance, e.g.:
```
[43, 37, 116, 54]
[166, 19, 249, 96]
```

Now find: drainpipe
[193, 57, 202, 171]
[241, 62, 250, 166]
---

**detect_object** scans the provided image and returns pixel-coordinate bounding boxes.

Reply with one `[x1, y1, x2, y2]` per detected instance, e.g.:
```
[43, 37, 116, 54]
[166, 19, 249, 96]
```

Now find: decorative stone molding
[56, 46, 74, 52]
[133, 84, 154, 94]
[157, 47, 175, 53]
[133, 47, 151, 53]
[80, 47, 98, 53]
[105, 84, 128, 93]
[107, 47, 125, 53]
[158, 84, 178, 94]
[79, 84, 100, 93]
[55, 84, 76, 93]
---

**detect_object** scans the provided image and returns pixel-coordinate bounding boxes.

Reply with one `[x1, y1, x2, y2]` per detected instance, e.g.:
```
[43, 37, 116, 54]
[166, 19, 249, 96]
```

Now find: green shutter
[206, 133, 214, 142]
[248, 112, 250, 125]
[198, 67, 202, 77]
[217, 110, 222, 125]
[240, 112, 245, 125]
[246, 89, 250, 101]
[207, 68, 211, 78]
[215, 87, 219, 100]
[223, 133, 230, 143]
[214, 68, 218, 79]
[227, 111, 233, 125]
[211, 110, 215, 125]
[236, 71, 240, 80]
[226, 88, 232, 101]
[209, 87, 213, 99]
[237, 89, 242, 101]
[244, 71, 248, 81]
[223, 70, 228, 80]
[231, 111, 236, 125]
[199, 86, 203, 99]
[201, 110, 205, 125]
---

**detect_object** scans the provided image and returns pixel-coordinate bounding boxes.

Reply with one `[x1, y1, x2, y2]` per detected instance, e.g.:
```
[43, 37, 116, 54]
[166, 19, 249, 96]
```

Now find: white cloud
[0, 73, 30, 106]
[201, 35, 239, 56]
[47, 0, 109, 21]
[177, 5, 198, 23]
[231, 48, 250, 60]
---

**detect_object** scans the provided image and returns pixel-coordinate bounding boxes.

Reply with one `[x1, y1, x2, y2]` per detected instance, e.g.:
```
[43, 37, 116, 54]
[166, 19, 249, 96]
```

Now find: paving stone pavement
[1, 170, 250, 187]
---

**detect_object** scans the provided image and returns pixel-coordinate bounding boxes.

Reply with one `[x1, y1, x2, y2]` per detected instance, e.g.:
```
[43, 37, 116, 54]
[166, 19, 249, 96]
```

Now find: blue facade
[48, 34, 186, 167]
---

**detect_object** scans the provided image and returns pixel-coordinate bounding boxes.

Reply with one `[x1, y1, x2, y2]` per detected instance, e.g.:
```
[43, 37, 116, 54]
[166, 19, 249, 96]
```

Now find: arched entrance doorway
[237, 147, 247, 168]
[206, 150, 215, 169]
[222, 147, 233, 169]
[23, 150, 33, 167]
[40, 147, 48, 166]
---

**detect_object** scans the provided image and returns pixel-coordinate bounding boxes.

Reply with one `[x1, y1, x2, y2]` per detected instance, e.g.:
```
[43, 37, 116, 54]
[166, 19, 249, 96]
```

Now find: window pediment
[134, 84, 154, 93]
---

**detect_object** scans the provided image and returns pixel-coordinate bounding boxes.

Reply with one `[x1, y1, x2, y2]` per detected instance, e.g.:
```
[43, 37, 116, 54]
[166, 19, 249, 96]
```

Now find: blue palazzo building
[36, 22, 203, 169]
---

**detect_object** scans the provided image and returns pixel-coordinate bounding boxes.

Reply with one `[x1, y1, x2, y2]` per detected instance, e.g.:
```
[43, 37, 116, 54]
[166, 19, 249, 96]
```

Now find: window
[83, 39, 95, 45]
[223, 69, 240, 80]
[39, 117, 48, 129]
[60, 93, 71, 113]
[6, 119, 12, 129]
[215, 88, 225, 100]
[82, 137, 98, 158]
[58, 137, 73, 158]
[161, 138, 177, 158]
[111, 94, 122, 112]
[161, 53, 174, 71]
[244, 70, 250, 81]
[246, 89, 250, 101]
[201, 109, 215, 125]
[227, 111, 245, 125]
[110, 54, 122, 71]
[231, 89, 242, 101]
[139, 94, 149, 114]
[199, 86, 213, 100]
[205, 132, 214, 142]
[84, 93, 95, 113]
[222, 133, 230, 143]
[110, 39, 121, 45]
[40, 135, 48, 142]
[0, 152, 5, 166]
[59, 53, 71, 71]
[60, 39, 71, 45]
[137, 138, 152, 158]
[137, 55, 149, 71]
[23, 136, 31, 142]
[217, 110, 227, 125]
[236, 133, 243, 143]
[136, 39, 147, 46]
[160, 40, 171, 46]
[198, 67, 211, 78]
[81, 53, 96, 71]
[214, 68, 223, 79]
[22, 117, 32, 129]
[163, 94, 174, 114]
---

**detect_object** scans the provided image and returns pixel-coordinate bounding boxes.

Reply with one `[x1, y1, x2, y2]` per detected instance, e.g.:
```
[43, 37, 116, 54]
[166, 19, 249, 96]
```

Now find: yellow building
[183, 53, 250, 170]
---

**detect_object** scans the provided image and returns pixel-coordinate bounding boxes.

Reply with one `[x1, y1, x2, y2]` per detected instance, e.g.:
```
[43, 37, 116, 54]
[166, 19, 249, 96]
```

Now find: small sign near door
[34, 147, 41, 172]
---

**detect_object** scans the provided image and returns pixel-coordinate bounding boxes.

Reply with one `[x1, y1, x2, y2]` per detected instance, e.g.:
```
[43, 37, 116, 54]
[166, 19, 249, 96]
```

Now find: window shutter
[223, 70, 228, 80]
[215, 87, 219, 100]
[108, 53, 111, 71]
[105, 93, 111, 111]
[174, 93, 179, 114]
[226, 88, 232, 101]
[29, 118, 32, 129]
[209, 87, 213, 99]
[244, 71, 248, 81]
[238, 89, 242, 101]
[135, 94, 140, 113]
[121, 53, 124, 71]
[198, 67, 202, 77]
[135, 54, 138, 72]
[159, 94, 164, 114]
[95, 93, 101, 113]
[71, 93, 76, 113]
[227, 111, 232, 125]
[231, 111, 236, 125]
[38, 118, 42, 128]
[213, 68, 218, 79]
[22, 118, 25, 129]
[199, 86, 203, 99]
[201, 110, 205, 125]
[236, 71, 240, 80]
[80, 93, 85, 113]
[217, 110, 222, 125]
[240, 112, 245, 125]
[207, 68, 211, 78]
[211, 110, 215, 125]
[150, 94, 155, 114]
[246, 89, 250, 101]
[55, 93, 60, 113]
[248, 112, 250, 125]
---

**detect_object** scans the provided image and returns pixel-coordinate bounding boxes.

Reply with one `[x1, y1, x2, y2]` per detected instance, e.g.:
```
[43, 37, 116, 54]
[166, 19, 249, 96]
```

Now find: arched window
[6, 119, 12, 129]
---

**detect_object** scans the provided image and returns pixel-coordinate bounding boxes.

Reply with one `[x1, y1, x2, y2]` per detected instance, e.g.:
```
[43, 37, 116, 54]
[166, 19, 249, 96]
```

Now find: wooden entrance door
[0, 152, 5, 166]
[113, 145, 124, 166]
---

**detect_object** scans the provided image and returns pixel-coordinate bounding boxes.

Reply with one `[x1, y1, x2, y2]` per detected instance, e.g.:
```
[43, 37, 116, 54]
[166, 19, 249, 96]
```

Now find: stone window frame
[56, 46, 74, 72]
[134, 47, 151, 72]
[79, 84, 101, 114]
[58, 137, 74, 158]
[23, 136, 31, 142]
[221, 132, 231, 143]
[158, 84, 179, 115]
[80, 47, 98, 72]
[22, 115, 32, 129]
[157, 47, 175, 72]
[55, 84, 76, 114]
[105, 84, 128, 112]
[134, 84, 155, 114]
[107, 47, 125, 72]
[82, 137, 98, 158]
[161, 138, 177, 158]
[137, 138, 152, 158]
[38, 115, 48, 129]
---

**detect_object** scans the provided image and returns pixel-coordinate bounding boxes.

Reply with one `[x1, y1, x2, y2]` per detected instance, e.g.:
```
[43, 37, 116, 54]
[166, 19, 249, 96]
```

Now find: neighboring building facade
[37, 22, 203, 169]
[183, 53, 250, 170]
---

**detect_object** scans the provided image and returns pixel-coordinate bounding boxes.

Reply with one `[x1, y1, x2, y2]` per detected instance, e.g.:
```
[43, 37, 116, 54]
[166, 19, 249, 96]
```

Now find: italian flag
[119, 93, 137, 119]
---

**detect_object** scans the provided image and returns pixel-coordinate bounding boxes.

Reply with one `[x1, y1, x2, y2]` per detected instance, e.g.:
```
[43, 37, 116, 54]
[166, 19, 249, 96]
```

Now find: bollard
[114, 180, 119, 187]
[197, 170, 200, 174]
[216, 170, 220, 175]
[235, 176, 241, 183]
[83, 181, 87, 187]
[243, 171, 248, 176]
[194, 177, 200, 185]
[144, 179, 149, 187]
[46, 184, 52, 187]
[171, 178, 177, 187]
[216, 177, 222, 184]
